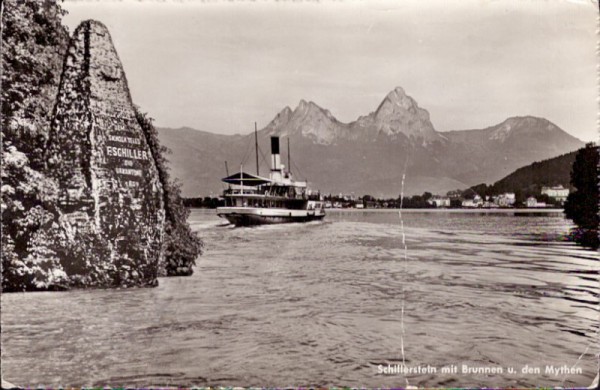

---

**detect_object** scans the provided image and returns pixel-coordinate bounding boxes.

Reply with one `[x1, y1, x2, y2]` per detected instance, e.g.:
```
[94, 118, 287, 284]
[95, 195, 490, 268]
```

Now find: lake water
[1, 209, 598, 388]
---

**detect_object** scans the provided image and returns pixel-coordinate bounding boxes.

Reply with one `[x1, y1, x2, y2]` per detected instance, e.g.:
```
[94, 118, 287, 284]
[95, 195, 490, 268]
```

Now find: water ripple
[1, 209, 597, 388]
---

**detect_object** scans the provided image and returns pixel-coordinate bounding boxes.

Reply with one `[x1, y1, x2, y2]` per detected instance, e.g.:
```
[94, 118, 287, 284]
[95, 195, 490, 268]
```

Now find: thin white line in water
[398, 165, 409, 388]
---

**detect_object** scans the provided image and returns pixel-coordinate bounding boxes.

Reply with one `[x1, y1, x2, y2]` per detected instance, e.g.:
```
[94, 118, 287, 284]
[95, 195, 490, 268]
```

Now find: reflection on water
[1, 209, 598, 387]
[568, 227, 600, 250]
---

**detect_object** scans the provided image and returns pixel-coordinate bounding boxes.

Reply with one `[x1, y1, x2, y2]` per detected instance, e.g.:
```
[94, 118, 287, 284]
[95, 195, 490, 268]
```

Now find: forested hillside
[464, 149, 579, 203]
[490, 150, 577, 194]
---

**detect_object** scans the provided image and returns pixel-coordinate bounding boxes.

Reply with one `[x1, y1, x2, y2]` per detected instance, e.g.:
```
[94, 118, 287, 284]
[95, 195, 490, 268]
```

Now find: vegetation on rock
[490, 150, 577, 194]
[1, 1, 70, 291]
[464, 149, 579, 205]
[2, 2, 202, 291]
[564, 143, 599, 249]
[1, 1, 69, 165]
[137, 110, 203, 276]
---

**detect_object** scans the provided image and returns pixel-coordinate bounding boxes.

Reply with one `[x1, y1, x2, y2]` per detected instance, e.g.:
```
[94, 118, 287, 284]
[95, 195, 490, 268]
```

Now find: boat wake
[231, 219, 327, 231]
[189, 220, 230, 231]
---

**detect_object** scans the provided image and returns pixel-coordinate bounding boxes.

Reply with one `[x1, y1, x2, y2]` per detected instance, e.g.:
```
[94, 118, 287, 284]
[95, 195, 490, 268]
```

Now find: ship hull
[217, 207, 325, 227]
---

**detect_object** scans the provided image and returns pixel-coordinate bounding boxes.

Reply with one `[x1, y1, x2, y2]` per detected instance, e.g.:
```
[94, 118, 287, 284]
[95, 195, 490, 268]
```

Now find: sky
[62, 0, 598, 142]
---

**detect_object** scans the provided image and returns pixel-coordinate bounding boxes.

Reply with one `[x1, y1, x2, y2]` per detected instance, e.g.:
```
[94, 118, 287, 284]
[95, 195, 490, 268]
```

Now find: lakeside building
[446, 189, 463, 199]
[364, 200, 379, 208]
[462, 199, 476, 208]
[338, 193, 356, 201]
[496, 193, 516, 207]
[526, 197, 547, 208]
[541, 185, 569, 203]
[428, 196, 451, 208]
[462, 194, 484, 208]
[462, 199, 481, 208]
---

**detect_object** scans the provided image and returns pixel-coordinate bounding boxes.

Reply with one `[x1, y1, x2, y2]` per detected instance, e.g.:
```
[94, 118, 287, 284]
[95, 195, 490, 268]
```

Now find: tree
[450, 199, 462, 208]
[1, 1, 70, 291]
[136, 109, 204, 276]
[1, 1, 69, 169]
[564, 143, 599, 249]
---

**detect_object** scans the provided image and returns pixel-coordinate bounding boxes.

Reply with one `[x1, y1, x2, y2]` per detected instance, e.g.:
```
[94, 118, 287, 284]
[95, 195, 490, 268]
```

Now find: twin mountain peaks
[158, 87, 584, 197]
[265, 87, 440, 145]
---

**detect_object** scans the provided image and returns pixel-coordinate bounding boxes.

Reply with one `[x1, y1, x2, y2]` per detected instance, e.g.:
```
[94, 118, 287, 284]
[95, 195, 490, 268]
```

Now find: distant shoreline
[189, 207, 564, 213]
[325, 208, 564, 213]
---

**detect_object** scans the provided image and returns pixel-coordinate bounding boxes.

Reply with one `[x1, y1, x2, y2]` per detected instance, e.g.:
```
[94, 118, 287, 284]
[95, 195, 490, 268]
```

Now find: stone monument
[45, 20, 165, 287]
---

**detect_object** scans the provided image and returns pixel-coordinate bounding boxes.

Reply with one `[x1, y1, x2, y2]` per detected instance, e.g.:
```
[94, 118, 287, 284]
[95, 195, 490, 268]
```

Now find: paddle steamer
[216, 134, 325, 226]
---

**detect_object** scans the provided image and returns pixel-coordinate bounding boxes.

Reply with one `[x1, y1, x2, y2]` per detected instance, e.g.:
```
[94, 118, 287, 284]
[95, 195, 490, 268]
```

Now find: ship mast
[240, 164, 244, 195]
[224, 161, 230, 190]
[287, 138, 291, 175]
[255, 122, 259, 176]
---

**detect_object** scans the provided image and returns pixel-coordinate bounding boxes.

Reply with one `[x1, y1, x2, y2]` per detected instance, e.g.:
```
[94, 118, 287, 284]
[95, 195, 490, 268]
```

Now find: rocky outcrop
[261, 87, 443, 146]
[1, 1, 70, 168]
[353, 86, 444, 144]
[2, 3, 201, 292]
[44, 20, 165, 287]
[2, 1, 74, 292]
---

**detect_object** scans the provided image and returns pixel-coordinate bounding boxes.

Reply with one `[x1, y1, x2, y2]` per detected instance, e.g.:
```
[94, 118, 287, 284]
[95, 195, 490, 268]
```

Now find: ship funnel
[270, 136, 281, 171]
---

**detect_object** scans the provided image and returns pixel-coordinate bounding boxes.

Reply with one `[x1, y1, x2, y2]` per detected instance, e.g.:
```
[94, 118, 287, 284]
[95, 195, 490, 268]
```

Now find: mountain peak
[490, 116, 565, 142]
[292, 99, 336, 121]
[359, 87, 441, 143]
[295, 99, 324, 112]
[386, 86, 408, 100]
[376, 86, 416, 113]
[503, 115, 548, 125]
[279, 105, 293, 117]
[263, 105, 293, 135]
[272, 99, 339, 144]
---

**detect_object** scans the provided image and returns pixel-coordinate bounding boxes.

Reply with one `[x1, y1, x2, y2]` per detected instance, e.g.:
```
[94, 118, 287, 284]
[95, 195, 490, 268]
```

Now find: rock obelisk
[46, 20, 165, 287]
